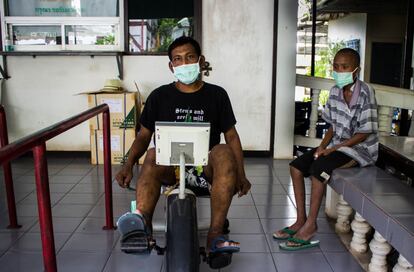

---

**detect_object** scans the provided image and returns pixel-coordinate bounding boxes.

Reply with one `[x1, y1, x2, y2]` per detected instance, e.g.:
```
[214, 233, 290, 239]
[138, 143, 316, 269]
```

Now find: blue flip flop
[210, 236, 240, 253]
[208, 236, 239, 269]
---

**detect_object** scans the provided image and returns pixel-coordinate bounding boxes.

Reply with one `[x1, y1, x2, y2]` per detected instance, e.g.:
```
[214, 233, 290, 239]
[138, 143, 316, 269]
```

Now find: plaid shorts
[174, 166, 211, 196]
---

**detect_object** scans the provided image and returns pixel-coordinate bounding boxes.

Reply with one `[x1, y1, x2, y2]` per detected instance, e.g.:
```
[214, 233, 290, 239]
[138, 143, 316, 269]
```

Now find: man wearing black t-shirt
[115, 36, 250, 259]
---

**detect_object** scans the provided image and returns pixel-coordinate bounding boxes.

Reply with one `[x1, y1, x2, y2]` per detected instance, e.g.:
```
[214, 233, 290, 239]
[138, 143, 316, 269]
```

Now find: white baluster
[377, 105, 393, 136]
[409, 117, 414, 137]
[350, 212, 371, 253]
[325, 187, 339, 219]
[335, 195, 353, 233]
[393, 255, 414, 272]
[369, 231, 392, 272]
[308, 88, 321, 138]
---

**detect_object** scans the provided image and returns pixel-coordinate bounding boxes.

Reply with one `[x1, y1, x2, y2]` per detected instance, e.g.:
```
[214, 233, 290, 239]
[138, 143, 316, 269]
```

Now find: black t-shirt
[140, 82, 237, 149]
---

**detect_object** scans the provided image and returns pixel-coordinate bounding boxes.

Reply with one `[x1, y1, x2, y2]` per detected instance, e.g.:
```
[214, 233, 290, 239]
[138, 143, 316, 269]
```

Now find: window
[127, 0, 200, 54]
[1, 0, 122, 51]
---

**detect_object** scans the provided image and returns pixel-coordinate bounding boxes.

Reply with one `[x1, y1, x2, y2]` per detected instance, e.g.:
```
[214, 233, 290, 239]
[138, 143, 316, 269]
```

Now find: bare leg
[273, 166, 307, 237]
[290, 176, 324, 242]
[204, 144, 238, 249]
[136, 148, 175, 227]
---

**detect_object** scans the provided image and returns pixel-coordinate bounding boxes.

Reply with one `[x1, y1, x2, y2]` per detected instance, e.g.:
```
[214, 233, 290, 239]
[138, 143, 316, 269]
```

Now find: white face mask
[172, 60, 200, 85]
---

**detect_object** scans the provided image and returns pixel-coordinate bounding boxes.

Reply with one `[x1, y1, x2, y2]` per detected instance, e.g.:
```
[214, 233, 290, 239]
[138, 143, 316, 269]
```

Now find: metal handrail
[0, 104, 114, 272]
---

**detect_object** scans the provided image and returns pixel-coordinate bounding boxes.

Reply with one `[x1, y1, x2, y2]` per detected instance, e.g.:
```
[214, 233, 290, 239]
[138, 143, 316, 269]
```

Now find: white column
[350, 212, 371, 253]
[335, 195, 353, 233]
[325, 187, 339, 219]
[273, 0, 298, 159]
[308, 88, 321, 138]
[409, 117, 414, 137]
[369, 231, 392, 272]
[393, 255, 414, 272]
[378, 105, 393, 136]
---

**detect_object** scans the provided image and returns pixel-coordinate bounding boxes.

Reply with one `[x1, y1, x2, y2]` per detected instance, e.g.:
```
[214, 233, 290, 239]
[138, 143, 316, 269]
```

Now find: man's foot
[272, 221, 305, 240]
[286, 222, 317, 247]
[209, 236, 240, 253]
[206, 232, 239, 269]
[207, 231, 240, 253]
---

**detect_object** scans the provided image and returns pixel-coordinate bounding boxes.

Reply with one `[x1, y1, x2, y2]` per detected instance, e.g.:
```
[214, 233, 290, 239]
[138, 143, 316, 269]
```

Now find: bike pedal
[154, 244, 166, 255]
[199, 247, 207, 262]
[120, 234, 152, 254]
[208, 252, 233, 269]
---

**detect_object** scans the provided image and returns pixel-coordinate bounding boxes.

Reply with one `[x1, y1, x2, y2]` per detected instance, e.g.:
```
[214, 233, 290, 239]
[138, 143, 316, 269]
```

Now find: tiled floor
[0, 153, 364, 272]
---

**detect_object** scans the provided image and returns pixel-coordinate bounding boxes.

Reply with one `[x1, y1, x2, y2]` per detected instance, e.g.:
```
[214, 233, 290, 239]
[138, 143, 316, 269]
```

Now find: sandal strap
[281, 227, 296, 235]
[287, 237, 310, 245]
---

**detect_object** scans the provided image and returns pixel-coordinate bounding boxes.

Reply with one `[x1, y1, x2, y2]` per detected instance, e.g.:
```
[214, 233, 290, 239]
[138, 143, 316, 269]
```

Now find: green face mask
[332, 67, 358, 89]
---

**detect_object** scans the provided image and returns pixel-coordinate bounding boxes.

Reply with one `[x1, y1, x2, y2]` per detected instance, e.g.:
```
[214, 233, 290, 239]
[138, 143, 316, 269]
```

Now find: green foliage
[319, 90, 330, 106]
[306, 41, 345, 106]
[96, 35, 115, 45]
[155, 18, 192, 53]
[153, 18, 194, 52]
[307, 41, 346, 78]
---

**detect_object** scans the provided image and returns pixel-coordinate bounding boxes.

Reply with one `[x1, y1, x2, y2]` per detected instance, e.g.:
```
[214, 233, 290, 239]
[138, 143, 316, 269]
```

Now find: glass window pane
[65, 25, 116, 45]
[8, 0, 119, 17]
[129, 17, 193, 53]
[12, 25, 62, 45]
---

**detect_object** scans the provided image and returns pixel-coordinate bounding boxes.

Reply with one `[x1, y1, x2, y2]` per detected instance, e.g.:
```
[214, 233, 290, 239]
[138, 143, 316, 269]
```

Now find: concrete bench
[329, 166, 414, 272]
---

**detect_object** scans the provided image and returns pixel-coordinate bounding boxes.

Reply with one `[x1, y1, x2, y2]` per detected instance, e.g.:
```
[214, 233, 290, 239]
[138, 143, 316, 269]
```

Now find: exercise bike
[118, 122, 234, 271]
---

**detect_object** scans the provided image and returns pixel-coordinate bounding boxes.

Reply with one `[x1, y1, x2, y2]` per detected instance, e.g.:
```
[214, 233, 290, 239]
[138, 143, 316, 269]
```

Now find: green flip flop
[272, 227, 297, 240]
[279, 237, 320, 251]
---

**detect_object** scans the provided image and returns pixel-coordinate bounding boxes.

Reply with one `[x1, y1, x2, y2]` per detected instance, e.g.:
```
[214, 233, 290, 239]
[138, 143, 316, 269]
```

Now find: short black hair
[336, 48, 360, 67]
[167, 36, 201, 61]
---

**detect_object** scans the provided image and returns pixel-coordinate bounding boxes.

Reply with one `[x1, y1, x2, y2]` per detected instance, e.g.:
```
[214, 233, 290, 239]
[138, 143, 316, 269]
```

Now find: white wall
[202, 0, 274, 151]
[328, 13, 367, 80]
[3, 55, 173, 151]
[273, 0, 298, 159]
[3, 0, 278, 152]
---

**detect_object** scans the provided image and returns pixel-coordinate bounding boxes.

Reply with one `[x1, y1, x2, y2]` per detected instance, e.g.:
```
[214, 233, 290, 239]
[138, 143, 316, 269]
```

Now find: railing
[295, 74, 414, 148]
[0, 104, 115, 272]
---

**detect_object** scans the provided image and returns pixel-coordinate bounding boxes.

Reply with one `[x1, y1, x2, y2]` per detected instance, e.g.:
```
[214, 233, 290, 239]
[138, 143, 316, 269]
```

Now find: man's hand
[116, 164, 133, 188]
[236, 176, 251, 197]
[313, 146, 325, 159]
[314, 146, 337, 159]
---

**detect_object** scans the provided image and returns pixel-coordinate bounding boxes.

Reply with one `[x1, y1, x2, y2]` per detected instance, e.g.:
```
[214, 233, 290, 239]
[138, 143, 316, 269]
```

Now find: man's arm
[116, 125, 152, 188]
[314, 126, 333, 157]
[317, 128, 370, 157]
[224, 126, 251, 196]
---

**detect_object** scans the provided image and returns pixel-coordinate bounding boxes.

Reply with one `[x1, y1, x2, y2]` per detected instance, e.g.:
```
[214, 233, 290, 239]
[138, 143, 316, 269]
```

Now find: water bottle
[5, 35, 14, 52]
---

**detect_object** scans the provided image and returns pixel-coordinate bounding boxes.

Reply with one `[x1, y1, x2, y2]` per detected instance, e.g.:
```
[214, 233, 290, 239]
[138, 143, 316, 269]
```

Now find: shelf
[0, 51, 122, 56]
[0, 51, 124, 79]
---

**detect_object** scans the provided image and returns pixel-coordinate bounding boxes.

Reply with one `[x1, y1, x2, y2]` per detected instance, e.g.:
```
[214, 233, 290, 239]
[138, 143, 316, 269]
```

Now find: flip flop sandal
[279, 237, 320, 251]
[208, 236, 240, 269]
[117, 212, 152, 254]
[210, 236, 240, 254]
[273, 227, 297, 240]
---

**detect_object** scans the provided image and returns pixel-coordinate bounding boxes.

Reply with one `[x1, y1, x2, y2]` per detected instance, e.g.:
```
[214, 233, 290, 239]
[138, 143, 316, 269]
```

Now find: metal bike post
[179, 152, 186, 199]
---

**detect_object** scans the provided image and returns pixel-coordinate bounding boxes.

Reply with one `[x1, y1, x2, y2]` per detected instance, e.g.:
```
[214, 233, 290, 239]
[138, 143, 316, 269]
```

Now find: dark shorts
[290, 148, 358, 183]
